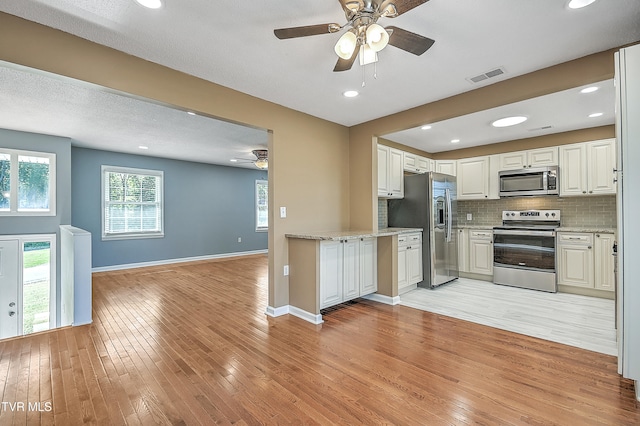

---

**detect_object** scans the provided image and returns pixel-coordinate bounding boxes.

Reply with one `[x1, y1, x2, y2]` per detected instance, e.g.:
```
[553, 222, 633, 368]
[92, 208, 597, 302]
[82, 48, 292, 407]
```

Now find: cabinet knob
[582, 191, 587, 194]
[596, 234, 600, 238]
[588, 246, 592, 249]
[589, 190, 593, 194]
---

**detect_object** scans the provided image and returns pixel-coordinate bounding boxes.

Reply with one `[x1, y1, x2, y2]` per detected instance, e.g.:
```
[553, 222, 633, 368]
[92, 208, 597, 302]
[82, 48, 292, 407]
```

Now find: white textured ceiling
[0, 63, 269, 168]
[383, 79, 615, 153]
[0, 0, 639, 164]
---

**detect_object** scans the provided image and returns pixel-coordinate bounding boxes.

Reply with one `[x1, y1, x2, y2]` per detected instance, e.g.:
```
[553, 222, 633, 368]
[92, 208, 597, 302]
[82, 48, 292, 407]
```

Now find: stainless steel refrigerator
[388, 172, 458, 289]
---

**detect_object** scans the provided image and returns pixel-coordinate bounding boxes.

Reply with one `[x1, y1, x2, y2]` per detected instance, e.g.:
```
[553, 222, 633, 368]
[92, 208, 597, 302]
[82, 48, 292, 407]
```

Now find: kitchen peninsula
[286, 228, 421, 323]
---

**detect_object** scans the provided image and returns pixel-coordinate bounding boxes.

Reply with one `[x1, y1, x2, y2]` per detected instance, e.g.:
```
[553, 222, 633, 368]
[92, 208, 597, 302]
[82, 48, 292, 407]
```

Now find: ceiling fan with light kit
[232, 149, 269, 169]
[274, 0, 435, 72]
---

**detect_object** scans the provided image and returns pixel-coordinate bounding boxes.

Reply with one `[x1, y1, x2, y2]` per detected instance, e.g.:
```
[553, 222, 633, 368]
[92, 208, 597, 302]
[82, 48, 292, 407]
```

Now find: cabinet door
[559, 144, 587, 196]
[469, 233, 493, 275]
[359, 238, 378, 295]
[403, 152, 418, 172]
[416, 156, 430, 173]
[436, 160, 456, 176]
[319, 242, 343, 308]
[557, 242, 594, 288]
[389, 148, 404, 197]
[342, 240, 360, 301]
[397, 245, 408, 289]
[527, 147, 558, 168]
[377, 145, 390, 197]
[457, 229, 469, 273]
[407, 245, 423, 285]
[594, 233, 615, 291]
[457, 156, 489, 200]
[499, 151, 527, 170]
[587, 139, 616, 195]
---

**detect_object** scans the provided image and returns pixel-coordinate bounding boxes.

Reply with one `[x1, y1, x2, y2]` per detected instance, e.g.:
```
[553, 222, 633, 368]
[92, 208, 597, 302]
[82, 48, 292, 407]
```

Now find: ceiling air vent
[466, 67, 506, 84]
[528, 125, 554, 132]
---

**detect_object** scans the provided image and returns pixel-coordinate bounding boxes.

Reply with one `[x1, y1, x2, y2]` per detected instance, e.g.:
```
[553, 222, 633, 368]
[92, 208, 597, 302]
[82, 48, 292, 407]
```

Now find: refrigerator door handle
[445, 188, 452, 243]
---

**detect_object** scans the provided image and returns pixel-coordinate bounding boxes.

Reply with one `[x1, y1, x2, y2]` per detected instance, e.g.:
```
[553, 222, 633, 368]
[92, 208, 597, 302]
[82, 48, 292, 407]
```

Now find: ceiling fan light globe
[334, 31, 357, 59]
[254, 159, 268, 169]
[366, 24, 389, 52]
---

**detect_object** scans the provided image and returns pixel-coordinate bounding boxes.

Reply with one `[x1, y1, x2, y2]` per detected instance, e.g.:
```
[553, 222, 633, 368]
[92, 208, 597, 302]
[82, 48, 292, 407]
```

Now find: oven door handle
[493, 229, 556, 237]
[493, 243, 555, 253]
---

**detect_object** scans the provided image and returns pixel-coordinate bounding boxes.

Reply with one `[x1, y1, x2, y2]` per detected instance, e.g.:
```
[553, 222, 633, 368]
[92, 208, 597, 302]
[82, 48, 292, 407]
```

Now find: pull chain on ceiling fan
[274, 0, 435, 73]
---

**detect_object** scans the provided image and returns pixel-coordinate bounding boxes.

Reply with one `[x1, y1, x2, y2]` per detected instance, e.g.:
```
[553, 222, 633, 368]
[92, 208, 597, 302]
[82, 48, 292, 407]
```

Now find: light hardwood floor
[0, 255, 638, 425]
[400, 278, 617, 356]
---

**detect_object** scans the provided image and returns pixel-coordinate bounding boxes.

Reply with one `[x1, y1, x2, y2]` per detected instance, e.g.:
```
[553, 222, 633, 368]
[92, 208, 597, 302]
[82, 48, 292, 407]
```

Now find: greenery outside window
[256, 179, 268, 232]
[0, 148, 56, 216]
[102, 165, 164, 240]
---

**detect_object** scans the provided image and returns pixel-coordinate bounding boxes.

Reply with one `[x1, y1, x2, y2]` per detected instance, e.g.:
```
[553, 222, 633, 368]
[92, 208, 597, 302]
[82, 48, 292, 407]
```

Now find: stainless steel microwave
[499, 166, 559, 197]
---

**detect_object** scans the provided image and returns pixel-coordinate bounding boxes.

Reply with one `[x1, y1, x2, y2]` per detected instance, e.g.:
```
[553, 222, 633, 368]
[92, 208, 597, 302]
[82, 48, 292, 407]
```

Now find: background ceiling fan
[233, 149, 269, 169]
[274, 0, 435, 72]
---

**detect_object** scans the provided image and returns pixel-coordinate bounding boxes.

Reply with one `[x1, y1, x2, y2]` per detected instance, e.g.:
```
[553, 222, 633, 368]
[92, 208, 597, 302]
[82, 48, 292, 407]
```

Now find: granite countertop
[556, 227, 617, 234]
[456, 224, 499, 230]
[286, 227, 422, 241]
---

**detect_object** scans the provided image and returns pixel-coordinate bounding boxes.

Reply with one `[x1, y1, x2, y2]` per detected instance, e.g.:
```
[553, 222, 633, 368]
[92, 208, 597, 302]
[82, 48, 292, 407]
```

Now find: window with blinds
[101, 165, 164, 240]
[256, 179, 268, 231]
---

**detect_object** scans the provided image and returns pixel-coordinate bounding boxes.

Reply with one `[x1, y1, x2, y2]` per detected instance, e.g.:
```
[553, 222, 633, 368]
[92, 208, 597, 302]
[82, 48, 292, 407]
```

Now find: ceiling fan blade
[274, 24, 340, 39]
[333, 41, 362, 72]
[378, 0, 429, 17]
[386, 26, 434, 56]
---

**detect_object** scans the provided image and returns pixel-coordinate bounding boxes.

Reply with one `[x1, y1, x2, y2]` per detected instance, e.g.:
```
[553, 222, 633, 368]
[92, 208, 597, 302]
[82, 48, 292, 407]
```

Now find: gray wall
[0, 128, 72, 327]
[71, 147, 268, 268]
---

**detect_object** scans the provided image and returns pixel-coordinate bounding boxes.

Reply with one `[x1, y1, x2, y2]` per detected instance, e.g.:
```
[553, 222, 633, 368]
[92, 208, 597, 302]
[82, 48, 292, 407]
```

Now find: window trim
[0, 148, 56, 217]
[101, 165, 164, 241]
[256, 179, 268, 232]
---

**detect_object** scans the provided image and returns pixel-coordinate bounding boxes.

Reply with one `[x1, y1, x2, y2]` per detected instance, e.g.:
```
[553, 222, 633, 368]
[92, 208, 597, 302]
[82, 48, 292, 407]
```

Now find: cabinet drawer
[470, 230, 493, 240]
[557, 233, 593, 245]
[399, 233, 421, 246]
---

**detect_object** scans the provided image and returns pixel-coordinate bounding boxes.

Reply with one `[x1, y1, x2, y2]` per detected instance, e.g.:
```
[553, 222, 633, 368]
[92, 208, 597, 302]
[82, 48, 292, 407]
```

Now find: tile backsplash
[378, 195, 616, 229]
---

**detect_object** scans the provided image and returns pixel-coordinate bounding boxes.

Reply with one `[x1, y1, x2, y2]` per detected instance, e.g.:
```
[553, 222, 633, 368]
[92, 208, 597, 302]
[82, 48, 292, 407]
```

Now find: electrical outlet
[467, 213, 473, 221]
[280, 206, 287, 218]
[237, 237, 242, 243]
[283, 265, 289, 276]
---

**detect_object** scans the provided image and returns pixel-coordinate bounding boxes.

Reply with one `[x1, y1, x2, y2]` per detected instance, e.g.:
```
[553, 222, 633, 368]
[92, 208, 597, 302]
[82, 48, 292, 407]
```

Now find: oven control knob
[510, 212, 515, 216]
[545, 213, 549, 217]
[551, 212, 556, 217]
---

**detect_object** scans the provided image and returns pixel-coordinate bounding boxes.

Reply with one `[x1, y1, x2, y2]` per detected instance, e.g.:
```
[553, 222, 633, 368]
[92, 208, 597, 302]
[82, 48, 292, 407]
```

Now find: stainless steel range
[493, 210, 560, 292]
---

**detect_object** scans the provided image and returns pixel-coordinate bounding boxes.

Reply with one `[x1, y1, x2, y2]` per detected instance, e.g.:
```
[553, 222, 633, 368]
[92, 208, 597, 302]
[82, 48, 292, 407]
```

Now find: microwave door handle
[543, 171, 548, 190]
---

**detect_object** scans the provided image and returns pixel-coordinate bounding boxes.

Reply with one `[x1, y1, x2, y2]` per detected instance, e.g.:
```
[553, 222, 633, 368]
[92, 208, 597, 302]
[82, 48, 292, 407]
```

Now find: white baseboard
[265, 305, 323, 324]
[289, 306, 323, 325]
[362, 293, 401, 305]
[92, 249, 268, 273]
[265, 305, 289, 317]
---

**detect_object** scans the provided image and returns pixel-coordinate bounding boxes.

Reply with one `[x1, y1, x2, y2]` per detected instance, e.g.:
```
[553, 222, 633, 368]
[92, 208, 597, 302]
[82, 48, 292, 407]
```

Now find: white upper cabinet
[559, 139, 616, 196]
[378, 144, 404, 198]
[435, 160, 457, 176]
[457, 156, 490, 200]
[499, 147, 558, 171]
[403, 152, 431, 174]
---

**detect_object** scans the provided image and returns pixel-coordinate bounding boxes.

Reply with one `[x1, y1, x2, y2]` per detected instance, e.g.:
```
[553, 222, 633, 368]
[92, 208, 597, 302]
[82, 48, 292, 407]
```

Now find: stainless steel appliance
[493, 210, 560, 292]
[499, 166, 559, 197]
[388, 172, 458, 289]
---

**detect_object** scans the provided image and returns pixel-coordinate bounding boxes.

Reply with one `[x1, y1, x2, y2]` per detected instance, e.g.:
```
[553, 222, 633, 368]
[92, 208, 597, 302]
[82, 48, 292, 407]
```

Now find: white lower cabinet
[398, 233, 423, 293]
[557, 232, 615, 292]
[319, 238, 378, 309]
[469, 230, 493, 276]
[457, 228, 469, 273]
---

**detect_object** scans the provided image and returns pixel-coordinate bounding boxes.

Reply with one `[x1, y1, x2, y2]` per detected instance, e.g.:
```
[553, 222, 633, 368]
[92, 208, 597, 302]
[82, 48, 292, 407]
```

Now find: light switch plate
[467, 213, 473, 221]
[280, 207, 287, 218]
[284, 265, 289, 276]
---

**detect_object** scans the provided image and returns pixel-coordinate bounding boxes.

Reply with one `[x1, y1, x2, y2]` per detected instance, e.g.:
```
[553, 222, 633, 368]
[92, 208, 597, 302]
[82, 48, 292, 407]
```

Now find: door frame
[0, 234, 57, 337]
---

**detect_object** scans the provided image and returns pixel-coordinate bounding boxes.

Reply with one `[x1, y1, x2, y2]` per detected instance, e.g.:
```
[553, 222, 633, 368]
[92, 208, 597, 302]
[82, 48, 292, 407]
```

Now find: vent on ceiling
[528, 125, 554, 132]
[466, 67, 507, 84]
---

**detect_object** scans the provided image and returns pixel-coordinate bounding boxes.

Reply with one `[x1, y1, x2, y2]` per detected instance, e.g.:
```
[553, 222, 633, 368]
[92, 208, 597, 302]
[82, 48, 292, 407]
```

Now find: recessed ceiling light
[568, 0, 596, 9]
[230, 159, 238, 162]
[135, 0, 163, 9]
[580, 86, 599, 94]
[343, 90, 359, 98]
[138, 145, 149, 150]
[589, 112, 604, 118]
[451, 139, 460, 144]
[492, 116, 528, 128]
[421, 125, 432, 130]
